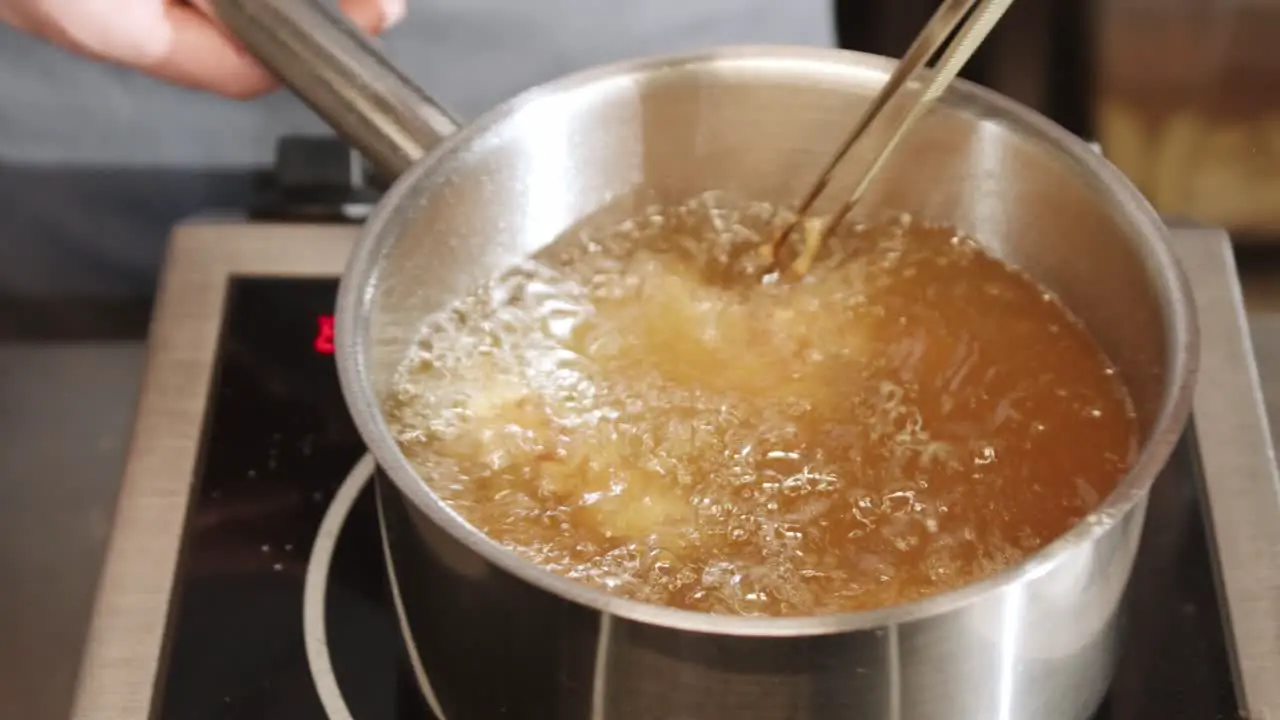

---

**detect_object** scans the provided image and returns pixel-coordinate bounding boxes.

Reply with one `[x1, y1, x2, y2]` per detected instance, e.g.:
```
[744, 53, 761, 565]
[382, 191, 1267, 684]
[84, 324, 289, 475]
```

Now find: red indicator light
[315, 315, 335, 355]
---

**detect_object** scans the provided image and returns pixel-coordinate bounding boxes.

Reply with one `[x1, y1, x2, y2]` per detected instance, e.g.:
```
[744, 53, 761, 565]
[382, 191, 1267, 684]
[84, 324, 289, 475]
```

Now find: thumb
[141, 4, 278, 99]
[166, 0, 407, 99]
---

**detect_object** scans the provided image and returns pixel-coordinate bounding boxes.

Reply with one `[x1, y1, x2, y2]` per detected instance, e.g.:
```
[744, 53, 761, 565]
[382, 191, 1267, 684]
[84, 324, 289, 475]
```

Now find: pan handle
[212, 0, 460, 180]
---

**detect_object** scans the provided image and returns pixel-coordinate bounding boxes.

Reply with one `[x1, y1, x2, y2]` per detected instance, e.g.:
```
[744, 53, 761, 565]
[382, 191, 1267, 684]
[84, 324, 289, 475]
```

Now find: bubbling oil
[385, 192, 1139, 617]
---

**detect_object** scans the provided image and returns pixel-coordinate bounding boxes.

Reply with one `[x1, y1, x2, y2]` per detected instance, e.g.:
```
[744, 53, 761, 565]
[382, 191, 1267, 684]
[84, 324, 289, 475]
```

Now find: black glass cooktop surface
[152, 277, 1240, 719]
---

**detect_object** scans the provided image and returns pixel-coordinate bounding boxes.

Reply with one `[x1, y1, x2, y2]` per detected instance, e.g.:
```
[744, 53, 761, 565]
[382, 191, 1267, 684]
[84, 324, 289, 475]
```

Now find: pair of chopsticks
[765, 0, 1018, 277]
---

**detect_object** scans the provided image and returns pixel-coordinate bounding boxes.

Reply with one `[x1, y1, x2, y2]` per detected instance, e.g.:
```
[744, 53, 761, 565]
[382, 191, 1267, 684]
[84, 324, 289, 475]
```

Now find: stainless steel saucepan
[213, 1, 1198, 718]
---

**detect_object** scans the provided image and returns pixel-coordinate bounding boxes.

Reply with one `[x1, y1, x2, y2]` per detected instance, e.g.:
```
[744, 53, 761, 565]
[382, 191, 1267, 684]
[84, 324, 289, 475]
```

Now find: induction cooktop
[66, 215, 1280, 719]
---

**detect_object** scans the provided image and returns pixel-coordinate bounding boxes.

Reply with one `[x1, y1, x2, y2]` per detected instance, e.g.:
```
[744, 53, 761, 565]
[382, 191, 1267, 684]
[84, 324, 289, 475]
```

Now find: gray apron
[0, 0, 834, 297]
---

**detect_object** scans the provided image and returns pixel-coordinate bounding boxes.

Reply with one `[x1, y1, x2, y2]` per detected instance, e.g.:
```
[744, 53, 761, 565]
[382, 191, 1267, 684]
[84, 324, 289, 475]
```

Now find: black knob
[276, 136, 365, 193]
[248, 135, 382, 222]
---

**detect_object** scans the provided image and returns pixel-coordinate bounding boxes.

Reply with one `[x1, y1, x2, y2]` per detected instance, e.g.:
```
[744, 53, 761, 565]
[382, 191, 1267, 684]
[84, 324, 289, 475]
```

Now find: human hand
[0, 0, 405, 99]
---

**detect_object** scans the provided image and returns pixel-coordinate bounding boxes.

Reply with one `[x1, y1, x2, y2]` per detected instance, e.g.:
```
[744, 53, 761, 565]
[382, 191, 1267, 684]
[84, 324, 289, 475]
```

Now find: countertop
[0, 343, 144, 719]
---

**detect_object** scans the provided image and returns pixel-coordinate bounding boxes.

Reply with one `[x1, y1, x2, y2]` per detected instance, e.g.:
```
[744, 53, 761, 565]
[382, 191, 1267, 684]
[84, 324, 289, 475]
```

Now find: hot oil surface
[386, 194, 1139, 617]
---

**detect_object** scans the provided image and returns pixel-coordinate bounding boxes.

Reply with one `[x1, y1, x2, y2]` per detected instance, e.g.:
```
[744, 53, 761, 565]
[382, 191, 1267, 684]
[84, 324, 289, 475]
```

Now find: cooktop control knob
[249, 135, 383, 222]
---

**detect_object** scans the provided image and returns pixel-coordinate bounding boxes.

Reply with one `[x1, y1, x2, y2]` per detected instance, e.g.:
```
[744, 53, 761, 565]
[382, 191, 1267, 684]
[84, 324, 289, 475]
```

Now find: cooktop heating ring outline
[303, 454, 447, 720]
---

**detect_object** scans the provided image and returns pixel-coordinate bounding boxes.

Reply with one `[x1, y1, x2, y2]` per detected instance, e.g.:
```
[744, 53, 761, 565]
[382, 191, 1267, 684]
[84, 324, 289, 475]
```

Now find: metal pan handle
[212, 0, 460, 180]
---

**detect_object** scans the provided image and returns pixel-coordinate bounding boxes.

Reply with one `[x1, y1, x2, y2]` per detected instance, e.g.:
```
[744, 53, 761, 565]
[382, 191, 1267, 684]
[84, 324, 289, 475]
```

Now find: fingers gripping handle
[213, 0, 460, 180]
